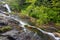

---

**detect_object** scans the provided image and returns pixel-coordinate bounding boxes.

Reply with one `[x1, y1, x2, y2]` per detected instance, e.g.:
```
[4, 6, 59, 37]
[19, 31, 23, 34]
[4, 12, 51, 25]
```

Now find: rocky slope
[0, 13, 42, 40]
[0, 3, 60, 40]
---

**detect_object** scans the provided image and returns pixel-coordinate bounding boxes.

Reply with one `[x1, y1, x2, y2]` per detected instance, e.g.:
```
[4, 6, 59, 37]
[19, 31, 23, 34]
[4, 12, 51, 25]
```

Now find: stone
[8, 19, 20, 26]
[0, 36, 9, 40]
[44, 27, 58, 32]
[53, 32, 60, 37]
[0, 16, 8, 26]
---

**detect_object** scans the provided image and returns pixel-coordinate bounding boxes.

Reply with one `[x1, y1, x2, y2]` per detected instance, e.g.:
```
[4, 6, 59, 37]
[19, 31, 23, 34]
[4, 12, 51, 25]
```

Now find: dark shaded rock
[25, 26, 59, 40]
[7, 35, 16, 40]
[45, 27, 58, 32]
[17, 32, 42, 40]
[0, 22, 8, 26]
[8, 19, 20, 26]
[0, 4, 7, 12]
[1, 29, 42, 40]
[0, 35, 16, 40]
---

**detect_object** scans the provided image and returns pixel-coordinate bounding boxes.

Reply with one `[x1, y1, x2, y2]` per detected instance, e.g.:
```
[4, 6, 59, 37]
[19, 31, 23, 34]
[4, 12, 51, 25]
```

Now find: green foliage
[21, 0, 60, 25]
[5, 0, 20, 11]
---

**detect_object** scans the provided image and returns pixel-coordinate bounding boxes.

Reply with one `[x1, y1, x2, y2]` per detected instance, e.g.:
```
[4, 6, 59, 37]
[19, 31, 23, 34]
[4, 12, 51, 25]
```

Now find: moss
[55, 23, 60, 27]
[0, 26, 12, 33]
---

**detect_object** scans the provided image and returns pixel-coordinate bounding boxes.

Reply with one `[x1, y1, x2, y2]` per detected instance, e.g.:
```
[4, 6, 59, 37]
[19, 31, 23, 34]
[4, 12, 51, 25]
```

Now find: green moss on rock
[0, 26, 12, 33]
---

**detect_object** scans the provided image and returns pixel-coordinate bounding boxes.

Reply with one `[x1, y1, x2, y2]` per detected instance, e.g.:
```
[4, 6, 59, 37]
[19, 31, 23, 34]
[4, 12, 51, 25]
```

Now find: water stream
[7, 14, 60, 40]
[3, 3, 11, 13]
[0, 2, 60, 40]
[0, 1, 11, 13]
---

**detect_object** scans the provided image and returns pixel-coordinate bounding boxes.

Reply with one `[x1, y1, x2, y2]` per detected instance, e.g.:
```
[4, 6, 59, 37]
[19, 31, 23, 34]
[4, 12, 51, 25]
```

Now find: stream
[0, 1, 60, 40]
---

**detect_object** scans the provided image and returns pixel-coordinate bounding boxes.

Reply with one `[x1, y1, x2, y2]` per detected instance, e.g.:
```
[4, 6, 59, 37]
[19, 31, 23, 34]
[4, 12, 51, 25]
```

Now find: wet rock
[0, 35, 16, 40]
[0, 36, 9, 40]
[53, 32, 60, 37]
[25, 26, 59, 40]
[0, 16, 8, 26]
[7, 35, 16, 40]
[2, 29, 19, 36]
[17, 32, 42, 40]
[0, 4, 7, 12]
[44, 27, 58, 32]
[1, 29, 42, 40]
[0, 26, 12, 33]
[1, 29, 19, 40]
[8, 19, 20, 26]
[0, 22, 8, 26]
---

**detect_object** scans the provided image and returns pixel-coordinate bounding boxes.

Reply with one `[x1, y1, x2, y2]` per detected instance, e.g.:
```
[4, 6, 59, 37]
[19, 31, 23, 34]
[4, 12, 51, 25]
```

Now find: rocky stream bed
[0, 2, 60, 40]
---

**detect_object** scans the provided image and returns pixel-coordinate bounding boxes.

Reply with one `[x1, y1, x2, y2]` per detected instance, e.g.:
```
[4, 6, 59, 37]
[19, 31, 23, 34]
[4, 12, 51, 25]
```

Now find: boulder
[8, 19, 20, 26]
[53, 32, 60, 37]
[0, 16, 8, 26]
[45, 27, 58, 32]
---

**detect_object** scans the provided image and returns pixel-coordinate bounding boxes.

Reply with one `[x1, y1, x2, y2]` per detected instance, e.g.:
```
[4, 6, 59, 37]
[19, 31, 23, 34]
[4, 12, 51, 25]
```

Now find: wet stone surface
[0, 31, 42, 40]
[0, 11, 60, 40]
[0, 15, 42, 40]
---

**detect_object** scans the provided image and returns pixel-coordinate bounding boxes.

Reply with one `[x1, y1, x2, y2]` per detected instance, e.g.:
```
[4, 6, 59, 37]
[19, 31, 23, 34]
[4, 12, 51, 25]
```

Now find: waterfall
[0, 2, 60, 40]
[47, 33, 60, 40]
[0, 12, 60, 40]
[0, 1, 11, 13]
[8, 15, 60, 40]
[37, 28, 60, 40]
[8, 15, 28, 32]
[3, 4, 11, 13]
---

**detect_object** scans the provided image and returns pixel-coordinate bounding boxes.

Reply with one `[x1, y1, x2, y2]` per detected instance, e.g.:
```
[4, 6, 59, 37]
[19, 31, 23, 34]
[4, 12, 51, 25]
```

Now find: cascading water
[3, 3, 11, 13]
[3, 2, 11, 13]
[0, 2, 60, 40]
[7, 15, 60, 40]
[37, 28, 60, 40]
[9, 15, 28, 32]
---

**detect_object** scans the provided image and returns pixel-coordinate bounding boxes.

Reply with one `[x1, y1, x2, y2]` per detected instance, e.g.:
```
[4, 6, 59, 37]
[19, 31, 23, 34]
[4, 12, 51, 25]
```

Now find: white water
[4, 4, 11, 13]
[0, 3, 60, 40]
[7, 15, 60, 40]
[37, 28, 60, 40]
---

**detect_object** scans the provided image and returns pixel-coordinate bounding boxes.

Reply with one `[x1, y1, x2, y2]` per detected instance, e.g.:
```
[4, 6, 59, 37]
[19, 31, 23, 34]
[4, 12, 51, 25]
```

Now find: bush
[18, 0, 60, 26]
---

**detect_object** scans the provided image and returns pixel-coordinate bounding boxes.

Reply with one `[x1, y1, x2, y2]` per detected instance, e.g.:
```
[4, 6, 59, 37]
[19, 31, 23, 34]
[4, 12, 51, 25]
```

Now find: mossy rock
[0, 26, 12, 33]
